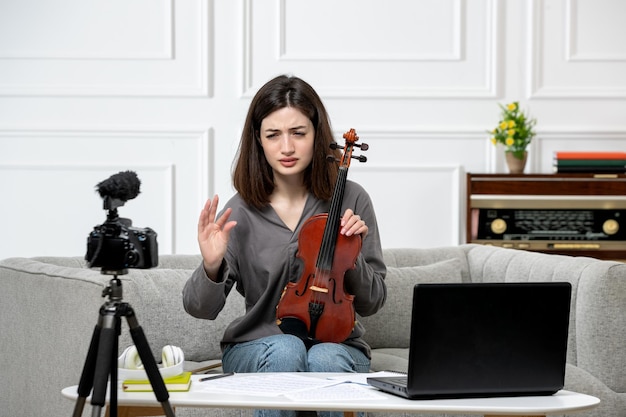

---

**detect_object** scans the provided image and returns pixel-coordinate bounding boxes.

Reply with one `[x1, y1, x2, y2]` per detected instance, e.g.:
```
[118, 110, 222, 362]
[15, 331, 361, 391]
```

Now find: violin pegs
[358, 143, 369, 151]
[326, 155, 339, 162]
[329, 142, 340, 150]
[352, 155, 367, 163]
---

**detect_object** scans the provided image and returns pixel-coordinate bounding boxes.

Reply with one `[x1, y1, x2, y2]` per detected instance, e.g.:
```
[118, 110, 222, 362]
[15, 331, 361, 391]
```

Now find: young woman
[182, 75, 387, 417]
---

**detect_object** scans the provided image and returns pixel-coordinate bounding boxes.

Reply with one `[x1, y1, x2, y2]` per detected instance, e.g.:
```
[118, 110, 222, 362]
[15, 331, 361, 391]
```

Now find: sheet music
[326, 371, 405, 385]
[284, 383, 388, 402]
[195, 373, 339, 396]
[194, 372, 402, 399]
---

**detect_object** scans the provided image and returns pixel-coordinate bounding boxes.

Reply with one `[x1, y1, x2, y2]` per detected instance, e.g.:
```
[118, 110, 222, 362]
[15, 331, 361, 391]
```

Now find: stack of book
[122, 371, 192, 392]
[553, 151, 626, 174]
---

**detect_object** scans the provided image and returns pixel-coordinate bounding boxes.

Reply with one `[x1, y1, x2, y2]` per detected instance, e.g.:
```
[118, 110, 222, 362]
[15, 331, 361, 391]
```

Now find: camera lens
[125, 248, 140, 266]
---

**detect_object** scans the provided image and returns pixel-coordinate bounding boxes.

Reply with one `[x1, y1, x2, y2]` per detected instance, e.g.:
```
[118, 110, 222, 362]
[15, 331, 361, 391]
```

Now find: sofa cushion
[118, 267, 245, 363]
[359, 258, 463, 349]
[370, 347, 410, 373]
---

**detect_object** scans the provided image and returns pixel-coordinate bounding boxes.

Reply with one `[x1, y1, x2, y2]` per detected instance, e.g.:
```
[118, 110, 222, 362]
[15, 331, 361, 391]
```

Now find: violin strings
[312, 167, 348, 305]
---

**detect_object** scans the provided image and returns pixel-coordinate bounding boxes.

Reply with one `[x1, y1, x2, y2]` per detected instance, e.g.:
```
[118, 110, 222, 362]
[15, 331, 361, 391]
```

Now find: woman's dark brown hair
[233, 75, 340, 209]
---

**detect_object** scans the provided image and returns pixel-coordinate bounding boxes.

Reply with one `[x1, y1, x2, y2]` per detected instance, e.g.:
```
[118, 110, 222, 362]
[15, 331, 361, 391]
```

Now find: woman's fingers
[341, 209, 368, 238]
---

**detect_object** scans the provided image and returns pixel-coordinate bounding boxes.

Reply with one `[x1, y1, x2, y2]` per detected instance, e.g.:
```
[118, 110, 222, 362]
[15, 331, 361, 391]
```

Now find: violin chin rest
[277, 317, 319, 348]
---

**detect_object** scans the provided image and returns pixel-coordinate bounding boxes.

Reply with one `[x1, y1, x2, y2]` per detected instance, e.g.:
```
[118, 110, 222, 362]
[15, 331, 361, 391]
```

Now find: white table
[62, 373, 600, 417]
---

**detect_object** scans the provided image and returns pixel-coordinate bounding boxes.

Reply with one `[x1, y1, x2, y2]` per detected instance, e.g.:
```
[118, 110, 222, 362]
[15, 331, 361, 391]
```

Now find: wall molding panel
[341, 128, 489, 163]
[0, 0, 174, 60]
[338, 128, 487, 247]
[0, 0, 212, 97]
[350, 164, 463, 248]
[528, 0, 626, 98]
[242, 0, 500, 99]
[277, 0, 463, 62]
[0, 127, 212, 258]
[565, 0, 626, 62]
[0, 162, 175, 258]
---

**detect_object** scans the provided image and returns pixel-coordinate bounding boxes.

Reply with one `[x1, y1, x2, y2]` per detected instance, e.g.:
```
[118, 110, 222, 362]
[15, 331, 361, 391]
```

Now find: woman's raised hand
[198, 195, 237, 280]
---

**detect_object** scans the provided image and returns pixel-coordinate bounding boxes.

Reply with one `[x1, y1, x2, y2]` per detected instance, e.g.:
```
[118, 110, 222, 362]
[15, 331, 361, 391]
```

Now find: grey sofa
[0, 245, 624, 417]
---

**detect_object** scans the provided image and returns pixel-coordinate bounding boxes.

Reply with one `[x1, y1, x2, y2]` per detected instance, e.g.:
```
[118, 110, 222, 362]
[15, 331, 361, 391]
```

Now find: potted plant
[489, 102, 537, 173]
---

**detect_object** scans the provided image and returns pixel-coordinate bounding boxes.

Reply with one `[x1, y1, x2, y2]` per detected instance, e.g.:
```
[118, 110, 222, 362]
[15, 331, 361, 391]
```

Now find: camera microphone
[97, 170, 141, 202]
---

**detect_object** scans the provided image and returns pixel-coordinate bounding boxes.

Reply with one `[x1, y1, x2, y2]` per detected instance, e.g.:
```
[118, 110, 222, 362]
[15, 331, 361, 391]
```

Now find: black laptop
[367, 282, 572, 399]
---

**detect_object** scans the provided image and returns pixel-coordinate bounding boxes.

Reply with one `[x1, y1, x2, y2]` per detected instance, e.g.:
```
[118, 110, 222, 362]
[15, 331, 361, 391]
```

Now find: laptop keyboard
[386, 376, 408, 387]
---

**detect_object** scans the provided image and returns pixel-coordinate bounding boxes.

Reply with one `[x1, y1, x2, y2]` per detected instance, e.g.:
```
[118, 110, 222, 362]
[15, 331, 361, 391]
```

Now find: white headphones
[119, 345, 184, 369]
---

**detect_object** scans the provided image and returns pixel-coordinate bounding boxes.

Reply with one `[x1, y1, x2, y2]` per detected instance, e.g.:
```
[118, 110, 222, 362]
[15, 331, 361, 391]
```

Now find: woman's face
[259, 106, 315, 181]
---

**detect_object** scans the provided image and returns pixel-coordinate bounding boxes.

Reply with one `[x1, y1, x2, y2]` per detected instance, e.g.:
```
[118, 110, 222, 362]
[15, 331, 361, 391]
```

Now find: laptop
[367, 282, 571, 399]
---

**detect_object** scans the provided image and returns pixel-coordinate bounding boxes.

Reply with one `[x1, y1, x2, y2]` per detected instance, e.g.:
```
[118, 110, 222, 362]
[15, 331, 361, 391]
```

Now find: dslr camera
[86, 171, 158, 274]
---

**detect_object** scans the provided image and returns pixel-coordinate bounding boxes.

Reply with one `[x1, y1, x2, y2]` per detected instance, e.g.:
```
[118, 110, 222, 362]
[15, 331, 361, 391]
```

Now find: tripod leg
[125, 308, 176, 417]
[72, 322, 102, 417]
[109, 315, 120, 417]
[91, 313, 118, 417]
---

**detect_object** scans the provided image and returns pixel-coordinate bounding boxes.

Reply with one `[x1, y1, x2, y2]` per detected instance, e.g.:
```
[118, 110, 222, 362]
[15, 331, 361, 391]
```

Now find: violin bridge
[309, 285, 329, 293]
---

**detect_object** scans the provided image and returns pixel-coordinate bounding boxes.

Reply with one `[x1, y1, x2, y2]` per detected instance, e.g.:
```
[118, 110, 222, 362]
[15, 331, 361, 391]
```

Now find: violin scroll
[329, 128, 368, 165]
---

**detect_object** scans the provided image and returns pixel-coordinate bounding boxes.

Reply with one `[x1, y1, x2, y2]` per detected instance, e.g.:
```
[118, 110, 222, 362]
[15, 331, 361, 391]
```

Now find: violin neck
[316, 166, 349, 271]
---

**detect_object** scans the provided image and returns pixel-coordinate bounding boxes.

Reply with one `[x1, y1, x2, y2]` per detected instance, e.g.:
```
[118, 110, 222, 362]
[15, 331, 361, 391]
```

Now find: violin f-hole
[294, 273, 315, 297]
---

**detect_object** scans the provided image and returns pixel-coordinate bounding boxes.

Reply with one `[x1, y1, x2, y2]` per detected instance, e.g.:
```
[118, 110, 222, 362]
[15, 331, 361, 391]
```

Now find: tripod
[72, 272, 176, 417]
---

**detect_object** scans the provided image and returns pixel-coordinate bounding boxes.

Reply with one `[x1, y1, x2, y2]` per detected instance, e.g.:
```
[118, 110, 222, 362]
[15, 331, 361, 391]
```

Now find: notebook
[367, 282, 571, 399]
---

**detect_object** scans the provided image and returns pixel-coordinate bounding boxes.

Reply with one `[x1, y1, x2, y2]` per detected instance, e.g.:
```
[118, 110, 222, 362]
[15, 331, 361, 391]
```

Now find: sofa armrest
[577, 262, 626, 393]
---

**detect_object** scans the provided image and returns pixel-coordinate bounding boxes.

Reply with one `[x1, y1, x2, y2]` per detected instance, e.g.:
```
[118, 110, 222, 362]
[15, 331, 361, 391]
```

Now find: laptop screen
[405, 282, 572, 398]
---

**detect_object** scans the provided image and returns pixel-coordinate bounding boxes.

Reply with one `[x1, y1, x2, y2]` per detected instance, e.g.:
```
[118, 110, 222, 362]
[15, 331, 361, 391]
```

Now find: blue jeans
[222, 334, 370, 417]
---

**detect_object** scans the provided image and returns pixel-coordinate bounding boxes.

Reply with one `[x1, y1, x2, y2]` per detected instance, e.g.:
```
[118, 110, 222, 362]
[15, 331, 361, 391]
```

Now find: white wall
[1, 0, 625, 259]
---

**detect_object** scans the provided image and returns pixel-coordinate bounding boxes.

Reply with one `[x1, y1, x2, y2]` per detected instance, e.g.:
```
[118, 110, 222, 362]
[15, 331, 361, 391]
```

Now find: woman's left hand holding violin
[340, 209, 368, 238]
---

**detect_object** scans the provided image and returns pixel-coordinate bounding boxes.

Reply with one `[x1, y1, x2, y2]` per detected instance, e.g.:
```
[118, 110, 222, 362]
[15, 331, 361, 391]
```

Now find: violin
[276, 128, 368, 345]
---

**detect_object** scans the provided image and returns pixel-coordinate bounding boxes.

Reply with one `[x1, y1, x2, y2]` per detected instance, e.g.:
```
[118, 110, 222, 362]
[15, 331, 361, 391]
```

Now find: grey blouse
[182, 180, 387, 358]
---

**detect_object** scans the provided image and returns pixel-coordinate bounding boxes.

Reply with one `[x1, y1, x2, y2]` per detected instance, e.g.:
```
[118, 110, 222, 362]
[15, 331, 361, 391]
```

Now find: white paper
[284, 383, 388, 402]
[325, 371, 405, 386]
[195, 373, 340, 396]
[194, 371, 404, 401]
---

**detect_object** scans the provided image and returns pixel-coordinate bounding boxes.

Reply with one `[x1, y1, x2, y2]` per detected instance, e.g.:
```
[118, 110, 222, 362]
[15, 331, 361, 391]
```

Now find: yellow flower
[487, 101, 536, 154]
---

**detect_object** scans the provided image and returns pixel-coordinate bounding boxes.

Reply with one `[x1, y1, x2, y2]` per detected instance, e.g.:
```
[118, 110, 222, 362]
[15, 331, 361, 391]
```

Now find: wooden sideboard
[466, 173, 626, 260]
